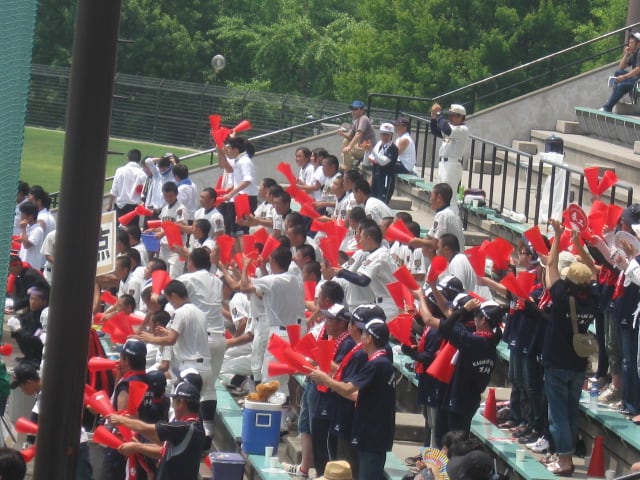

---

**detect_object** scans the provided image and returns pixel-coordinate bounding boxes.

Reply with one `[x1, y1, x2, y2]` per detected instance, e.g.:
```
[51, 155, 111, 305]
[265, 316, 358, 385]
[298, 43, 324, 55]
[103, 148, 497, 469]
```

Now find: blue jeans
[603, 69, 639, 111]
[544, 367, 584, 455]
[358, 450, 386, 480]
[619, 325, 640, 414]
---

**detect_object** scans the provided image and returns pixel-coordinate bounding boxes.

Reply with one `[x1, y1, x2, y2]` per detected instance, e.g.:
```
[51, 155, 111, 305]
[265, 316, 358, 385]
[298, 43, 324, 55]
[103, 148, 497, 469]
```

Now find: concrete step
[395, 412, 426, 443]
[282, 434, 303, 465]
[389, 196, 412, 210]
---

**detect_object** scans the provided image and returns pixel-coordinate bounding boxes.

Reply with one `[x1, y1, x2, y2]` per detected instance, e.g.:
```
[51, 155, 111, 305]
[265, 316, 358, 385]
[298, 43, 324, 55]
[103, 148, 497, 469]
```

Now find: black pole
[33, 0, 121, 478]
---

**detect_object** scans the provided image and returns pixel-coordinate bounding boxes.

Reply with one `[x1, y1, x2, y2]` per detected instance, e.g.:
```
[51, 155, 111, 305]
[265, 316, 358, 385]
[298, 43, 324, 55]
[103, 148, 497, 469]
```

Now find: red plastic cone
[523, 225, 550, 256]
[15, 417, 38, 435]
[213, 127, 230, 148]
[385, 221, 415, 244]
[304, 281, 317, 302]
[87, 357, 117, 373]
[253, 227, 268, 246]
[427, 256, 449, 283]
[84, 384, 96, 404]
[93, 425, 124, 450]
[607, 204, 624, 229]
[483, 387, 498, 424]
[234, 194, 251, 221]
[500, 272, 535, 300]
[217, 235, 235, 265]
[268, 362, 297, 377]
[100, 291, 117, 306]
[282, 347, 315, 373]
[426, 342, 457, 384]
[267, 333, 291, 357]
[584, 166, 600, 196]
[393, 265, 420, 291]
[293, 333, 317, 359]
[232, 119, 252, 134]
[314, 339, 336, 373]
[118, 210, 138, 226]
[151, 269, 171, 295]
[387, 281, 406, 310]
[135, 204, 154, 217]
[0, 344, 12, 356]
[598, 170, 618, 195]
[481, 238, 514, 271]
[286, 185, 314, 206]
[161, 221, 183, 248]
[310, 218, 336, 235]
[286, 324, 302, 348]
[465, 246, 487, 277]
[242, 234, 257, 257]
[318, 236, 340, 268]
[105, 312, 135, 338]
[587, 435, 605, 477]
[85, 390, 116, 417]
[388, 313, 414, 347]
[260, 236, 281, 261]
[20, 445, 36, 463]
[208, 114, 221, 132]
[276, 162, 297, 185]
[300, 202, 320, 219]
[147, 220, 161, 229]
[134, 184, 144, 196]
[127, 380, 149, 415]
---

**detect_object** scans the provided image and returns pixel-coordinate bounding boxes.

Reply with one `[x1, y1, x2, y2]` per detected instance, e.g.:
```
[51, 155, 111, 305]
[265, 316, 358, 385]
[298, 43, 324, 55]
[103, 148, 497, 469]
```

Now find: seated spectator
[7, 286, 48, 367]
[602, 32, 640, 112]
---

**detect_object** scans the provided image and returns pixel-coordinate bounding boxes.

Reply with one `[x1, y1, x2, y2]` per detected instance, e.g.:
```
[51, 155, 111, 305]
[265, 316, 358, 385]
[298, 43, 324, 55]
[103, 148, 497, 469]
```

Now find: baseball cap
[364, 319, 390, 344]
[448, 104, 467, 116]
[476, 301, 505, 328]
[321, 304, 350, 321]
[146, 369, 168, 396]
[632, 32, 640, 42]
[379, 122, 394, 134]
[620, 204, 640, 226]
[350, 100, 366, 109]
[351, 304, 386, 329]
[437, 275, 465, 301]
[170, 381, 200, 401]
[179, 367, 203, 393]
[121, 338, 147, 359]
[10, 363, 39, 389]
[452, 293, 475, 310]
[447, 451, 494, 480]
[563, 261, 592, 286]
[394, 117, 410, 127]
[317, 461, 352, 480]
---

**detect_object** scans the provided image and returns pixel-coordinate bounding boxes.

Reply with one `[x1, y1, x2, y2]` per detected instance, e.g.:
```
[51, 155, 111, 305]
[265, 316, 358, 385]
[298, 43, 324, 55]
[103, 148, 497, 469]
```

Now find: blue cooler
[241, 400, 282, 454]
[141, 232, 160, 253]
[209, 452, 245, 480]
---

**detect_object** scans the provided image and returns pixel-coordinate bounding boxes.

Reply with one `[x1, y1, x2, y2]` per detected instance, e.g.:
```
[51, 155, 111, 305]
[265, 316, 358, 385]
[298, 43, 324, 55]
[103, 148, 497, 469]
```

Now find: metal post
[33, 0, 121, 478]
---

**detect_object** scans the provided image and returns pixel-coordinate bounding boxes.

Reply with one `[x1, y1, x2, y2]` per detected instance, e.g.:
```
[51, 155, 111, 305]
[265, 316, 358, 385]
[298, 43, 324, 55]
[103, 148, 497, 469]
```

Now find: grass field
[20, 127, 215, 193]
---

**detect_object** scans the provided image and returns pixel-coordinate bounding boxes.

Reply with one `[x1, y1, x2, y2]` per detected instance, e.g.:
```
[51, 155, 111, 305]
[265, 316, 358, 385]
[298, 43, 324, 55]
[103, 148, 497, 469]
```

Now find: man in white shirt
[29, 187, 56, 238]
[40, 229, 56, 283]
[352, 179, 394, 225]
[336, 220, 399, 318]
[296, 147, 316, 187]
[436, 233, 477, 293]
[430, 103, 470, 213]
[14, 181, 30, 236]
[107, 149, 146, 218]
[173, 163, 199, 223]
[193, 187, 225, 238]
[18, 201, 44, 269]
[157, 181, 187, 278]
[143, 155, 175, 212]
[394, 117, 417, 175]
[241, 246, 304, 395]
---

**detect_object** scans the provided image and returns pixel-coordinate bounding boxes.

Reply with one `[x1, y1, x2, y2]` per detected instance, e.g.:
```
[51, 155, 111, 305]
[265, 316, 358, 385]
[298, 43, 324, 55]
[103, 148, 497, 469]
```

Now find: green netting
[0, 0, 39, 334]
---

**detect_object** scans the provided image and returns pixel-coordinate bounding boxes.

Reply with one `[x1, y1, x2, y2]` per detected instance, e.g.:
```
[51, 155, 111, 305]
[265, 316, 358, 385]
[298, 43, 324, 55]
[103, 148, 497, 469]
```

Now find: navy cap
[179, 367, 203, 393]
[350, 100, 366, 109]
[10, 363, 39, 389]
[364, 319, 389, 345]
[437, 275, 464, 301]
[121, 339, 147, 359]
[146, 369, 167, 396]
[351, 304, 386, 329]
[171, 381, 200, 401]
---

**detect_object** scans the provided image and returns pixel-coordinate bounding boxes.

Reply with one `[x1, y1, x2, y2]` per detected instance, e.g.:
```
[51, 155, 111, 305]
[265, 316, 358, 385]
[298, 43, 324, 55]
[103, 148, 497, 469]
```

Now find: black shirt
[155, 418, 205, 480]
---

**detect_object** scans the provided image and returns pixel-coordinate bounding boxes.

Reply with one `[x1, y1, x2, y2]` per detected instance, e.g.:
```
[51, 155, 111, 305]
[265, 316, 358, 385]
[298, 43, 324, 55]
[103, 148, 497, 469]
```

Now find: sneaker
[281, 462, 309, 479]
[528, 437, 550, 453]
[598, 384, 621, 404]
[519, 431, 541, 444]
[404, 455, 422, 467]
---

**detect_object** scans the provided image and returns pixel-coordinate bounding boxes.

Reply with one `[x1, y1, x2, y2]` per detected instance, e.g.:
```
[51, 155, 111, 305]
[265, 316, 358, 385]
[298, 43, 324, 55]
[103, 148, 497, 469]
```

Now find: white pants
[261, 327, 290, 396]
[208, 331, 226, 400]
[251, 319, 270, 382]
[220, 343, 252, 377]
[438, 159, 463, 215]
[179, 358, 216, 402]
[159, 246, 186, 278]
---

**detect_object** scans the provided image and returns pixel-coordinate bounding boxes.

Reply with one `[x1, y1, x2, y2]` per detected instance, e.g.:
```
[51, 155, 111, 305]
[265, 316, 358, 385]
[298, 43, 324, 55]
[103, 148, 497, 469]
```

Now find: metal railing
[365, 23, 640, 120]
[402, 112, 634, 224]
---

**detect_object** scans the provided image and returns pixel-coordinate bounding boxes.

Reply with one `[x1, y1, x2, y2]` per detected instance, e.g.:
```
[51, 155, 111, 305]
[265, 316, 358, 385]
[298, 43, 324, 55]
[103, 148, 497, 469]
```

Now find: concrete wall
[469, 63, 614, 149]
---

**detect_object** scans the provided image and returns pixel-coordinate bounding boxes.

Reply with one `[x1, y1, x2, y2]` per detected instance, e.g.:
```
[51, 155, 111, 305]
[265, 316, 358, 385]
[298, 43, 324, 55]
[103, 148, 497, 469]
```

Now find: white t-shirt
[357, 246, 398, 318]
[252, 271, 304, 327]
[229, 293, 252, 355]
[310, 166, 326, 201]
[119, 270, 143, 307]
[252, 201, 274, 233]
[364, 197, 394, 224]
[37, 209, 56, 237]
[132, 242, 149, 267]
[178, 269, 224, 333]
[169, 302, 210, 362]
[444, 252, 478, 293]
[299, 162, 315, 186]
[19, 223, 44, 269]
[177, 181, 199, 221]
[429, 206, 465, 251]
[396, 131, 417, 173]
[110, 161, 146, 208]
[231, 153, 258, 197]
[438, 123, 470, 161]
[40, 229, 56, 283]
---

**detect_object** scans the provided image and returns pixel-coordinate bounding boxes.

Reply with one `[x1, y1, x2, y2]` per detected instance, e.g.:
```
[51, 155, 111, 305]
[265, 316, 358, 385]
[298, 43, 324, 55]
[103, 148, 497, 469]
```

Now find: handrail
[367, 22, 640, 115]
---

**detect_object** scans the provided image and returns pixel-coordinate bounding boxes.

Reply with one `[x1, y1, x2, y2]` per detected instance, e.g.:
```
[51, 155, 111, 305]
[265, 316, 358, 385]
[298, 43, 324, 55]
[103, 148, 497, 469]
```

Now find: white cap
[449, 104, 467, 116]
[632, 32, 640, 42]
[379, 122, 395, 134]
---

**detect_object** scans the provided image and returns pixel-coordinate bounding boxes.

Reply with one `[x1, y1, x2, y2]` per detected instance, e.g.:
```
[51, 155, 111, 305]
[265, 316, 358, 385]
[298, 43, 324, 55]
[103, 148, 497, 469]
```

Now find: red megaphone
[135, 204, 154, 217]
[20, 445, 36, 463]
[15, 417, 38, 435]
[85, 390, 116, 417]
[100, 291, 118, 306]
[313, 339, 335, 373]
[151, 270, 171, 295]
[92, 425, 123, 450]
[393, 265, 420, 291]
[87, 357, 117, 373]
[427, 256, 449, 283]
[118, 210, 138, 226]
[268, 362, 297, 377]
[286, 324, 301, 348]
[147, 220, 161, 229]
[217, 235, 235, 265]
[232, 119, 252, 134]
[260, 236, 281, 261]
[127, 380, 148, 415]
[426, 342, 458, 384]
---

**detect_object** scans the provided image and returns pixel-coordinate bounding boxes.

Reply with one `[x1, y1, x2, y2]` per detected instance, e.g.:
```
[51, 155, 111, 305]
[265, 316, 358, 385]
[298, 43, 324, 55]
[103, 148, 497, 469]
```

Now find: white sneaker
[528, 437, 550, 453]
[598, 384, 621, 404]
[281, 462, 309, 479]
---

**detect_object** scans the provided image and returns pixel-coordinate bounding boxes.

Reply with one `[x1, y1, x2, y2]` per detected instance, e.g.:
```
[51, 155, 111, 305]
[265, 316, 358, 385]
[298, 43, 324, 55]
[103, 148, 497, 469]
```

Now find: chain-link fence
[27, 64, 349, 150]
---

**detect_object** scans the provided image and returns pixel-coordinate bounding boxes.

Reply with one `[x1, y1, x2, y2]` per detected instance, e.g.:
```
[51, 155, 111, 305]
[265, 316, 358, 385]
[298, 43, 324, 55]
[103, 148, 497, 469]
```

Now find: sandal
[540, 454, 558, 465]
[498, 420, 517, 429]
[547, 462, 575, 477]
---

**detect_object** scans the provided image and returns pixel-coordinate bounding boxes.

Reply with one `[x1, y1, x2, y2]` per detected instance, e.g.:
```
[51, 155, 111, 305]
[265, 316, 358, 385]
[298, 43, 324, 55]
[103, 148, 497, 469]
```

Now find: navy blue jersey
[329, 348, 367, 439]
[415, 328, 444, 407]
[155, 419, 205, 480]
[439, 310, 497, 417]
[541, 280, 595, 371]
[350, 353, 395, 453]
